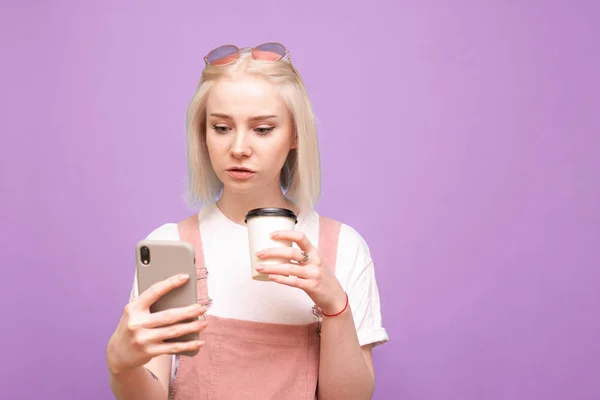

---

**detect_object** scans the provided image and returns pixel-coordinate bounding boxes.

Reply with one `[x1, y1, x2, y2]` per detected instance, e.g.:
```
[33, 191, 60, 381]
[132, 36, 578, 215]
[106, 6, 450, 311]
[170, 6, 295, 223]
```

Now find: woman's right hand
[106, 273, 208, 376]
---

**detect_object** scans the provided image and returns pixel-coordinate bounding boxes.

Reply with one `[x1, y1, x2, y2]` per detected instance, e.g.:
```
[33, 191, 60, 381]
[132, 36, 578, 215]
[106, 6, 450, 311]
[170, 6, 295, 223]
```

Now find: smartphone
[135, 239, 199, 356]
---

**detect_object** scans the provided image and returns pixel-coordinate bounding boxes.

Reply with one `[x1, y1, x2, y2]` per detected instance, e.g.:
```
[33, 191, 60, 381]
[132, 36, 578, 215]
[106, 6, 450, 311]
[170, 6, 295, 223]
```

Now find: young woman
[106, 42, 388, 400]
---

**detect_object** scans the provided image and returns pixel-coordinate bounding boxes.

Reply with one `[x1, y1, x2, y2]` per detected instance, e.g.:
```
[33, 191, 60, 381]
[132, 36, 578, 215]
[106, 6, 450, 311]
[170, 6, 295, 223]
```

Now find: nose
[230, 130, 252, 158]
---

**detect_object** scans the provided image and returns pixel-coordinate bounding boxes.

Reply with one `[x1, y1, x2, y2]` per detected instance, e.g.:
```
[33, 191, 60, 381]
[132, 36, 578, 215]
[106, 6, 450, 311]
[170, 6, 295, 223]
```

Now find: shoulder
[145, 222, 180, 241]
[315, 213, 373, 268]
[317, 214, 371, 254]
[144, 211, 205, 241]
[338, 222, 372, 259]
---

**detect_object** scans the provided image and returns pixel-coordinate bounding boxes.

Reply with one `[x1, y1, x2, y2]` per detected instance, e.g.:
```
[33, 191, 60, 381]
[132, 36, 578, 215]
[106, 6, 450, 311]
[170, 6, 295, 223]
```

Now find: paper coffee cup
[245, 207, 298, 281]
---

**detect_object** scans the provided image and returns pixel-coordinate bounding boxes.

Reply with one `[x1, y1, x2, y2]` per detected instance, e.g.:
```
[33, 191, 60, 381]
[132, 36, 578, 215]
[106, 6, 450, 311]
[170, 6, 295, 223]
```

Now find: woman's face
[205, 74, 296, 194]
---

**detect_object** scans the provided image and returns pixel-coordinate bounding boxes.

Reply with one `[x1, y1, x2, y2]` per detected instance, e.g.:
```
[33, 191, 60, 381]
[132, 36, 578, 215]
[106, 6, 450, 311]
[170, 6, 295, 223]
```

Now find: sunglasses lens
[253, 43, 286, 61]
[207, 45, 239, 65]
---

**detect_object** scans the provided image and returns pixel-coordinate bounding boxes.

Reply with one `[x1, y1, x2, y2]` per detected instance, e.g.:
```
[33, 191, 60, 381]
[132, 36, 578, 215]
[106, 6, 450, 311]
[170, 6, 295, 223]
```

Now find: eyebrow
[209, 113, 278, 121]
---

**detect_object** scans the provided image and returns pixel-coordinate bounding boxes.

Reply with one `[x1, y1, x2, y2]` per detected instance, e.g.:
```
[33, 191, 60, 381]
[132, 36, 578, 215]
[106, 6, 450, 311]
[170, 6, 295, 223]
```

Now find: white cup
[245, 207, 298, 281]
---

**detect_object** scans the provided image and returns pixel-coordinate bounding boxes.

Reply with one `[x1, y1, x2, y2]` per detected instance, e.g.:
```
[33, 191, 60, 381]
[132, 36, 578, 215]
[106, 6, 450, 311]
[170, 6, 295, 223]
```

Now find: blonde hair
[184, 51, 321, 214]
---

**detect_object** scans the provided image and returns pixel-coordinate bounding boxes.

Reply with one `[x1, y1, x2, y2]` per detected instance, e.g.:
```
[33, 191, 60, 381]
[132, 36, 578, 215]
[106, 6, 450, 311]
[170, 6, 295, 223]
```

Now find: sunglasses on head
[204, 42, 291, 66]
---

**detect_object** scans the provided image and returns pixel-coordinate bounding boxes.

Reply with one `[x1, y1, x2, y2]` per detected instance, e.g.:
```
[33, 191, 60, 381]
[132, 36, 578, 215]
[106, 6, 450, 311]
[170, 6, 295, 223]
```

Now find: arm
[107, 273, 207, 400]
[255, 230, 385, 400]
[317, 302, 375, 400]
[108, 356, 170, 400]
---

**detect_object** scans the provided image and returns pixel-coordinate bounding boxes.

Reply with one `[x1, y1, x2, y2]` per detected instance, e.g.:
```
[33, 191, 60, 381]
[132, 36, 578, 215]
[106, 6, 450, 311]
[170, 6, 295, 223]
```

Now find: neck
[216, 183, 297, 226]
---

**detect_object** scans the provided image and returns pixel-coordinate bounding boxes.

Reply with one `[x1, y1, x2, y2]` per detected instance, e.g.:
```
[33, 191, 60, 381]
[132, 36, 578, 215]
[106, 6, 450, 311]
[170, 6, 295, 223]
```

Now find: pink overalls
[170, 214, 341, 400]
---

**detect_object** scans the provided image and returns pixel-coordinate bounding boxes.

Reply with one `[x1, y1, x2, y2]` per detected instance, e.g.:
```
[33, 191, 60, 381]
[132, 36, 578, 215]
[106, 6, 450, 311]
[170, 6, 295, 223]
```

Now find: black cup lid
[244, 207, 298, 224]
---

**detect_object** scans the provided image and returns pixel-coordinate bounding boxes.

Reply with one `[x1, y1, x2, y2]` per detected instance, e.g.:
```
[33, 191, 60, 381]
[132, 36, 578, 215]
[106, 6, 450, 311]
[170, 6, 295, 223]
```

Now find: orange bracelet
[322, 292, 349, 317]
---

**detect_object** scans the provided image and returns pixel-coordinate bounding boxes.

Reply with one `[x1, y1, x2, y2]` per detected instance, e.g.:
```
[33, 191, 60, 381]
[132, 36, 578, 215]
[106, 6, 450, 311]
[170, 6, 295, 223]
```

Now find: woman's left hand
[255, 230, 347, 315]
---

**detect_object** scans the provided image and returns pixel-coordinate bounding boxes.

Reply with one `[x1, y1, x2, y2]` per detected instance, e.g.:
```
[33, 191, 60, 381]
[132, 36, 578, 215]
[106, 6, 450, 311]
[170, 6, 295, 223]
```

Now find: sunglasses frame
[203, 42, 291, 66]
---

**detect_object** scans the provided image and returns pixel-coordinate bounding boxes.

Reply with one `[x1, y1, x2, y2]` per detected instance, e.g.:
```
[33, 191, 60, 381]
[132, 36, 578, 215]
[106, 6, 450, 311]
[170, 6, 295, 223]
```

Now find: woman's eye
[255, 126, 275, 135]
[213, 125, 229, 134]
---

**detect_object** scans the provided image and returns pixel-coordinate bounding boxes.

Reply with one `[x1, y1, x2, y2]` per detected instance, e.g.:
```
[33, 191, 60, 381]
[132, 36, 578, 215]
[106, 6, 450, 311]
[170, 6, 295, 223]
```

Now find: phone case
[135, 239, 199, 357]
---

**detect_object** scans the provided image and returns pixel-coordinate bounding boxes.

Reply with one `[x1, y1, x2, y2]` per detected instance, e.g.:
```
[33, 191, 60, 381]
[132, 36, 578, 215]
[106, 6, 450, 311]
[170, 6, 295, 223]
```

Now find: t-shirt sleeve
[128, 223, 181, 302]
[336, 224, 389, 348]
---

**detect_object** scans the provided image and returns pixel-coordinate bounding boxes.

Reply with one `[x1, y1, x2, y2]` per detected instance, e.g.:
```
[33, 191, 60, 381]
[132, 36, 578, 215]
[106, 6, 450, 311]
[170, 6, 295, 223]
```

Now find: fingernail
[178, 273, 189, 280]
[271, 232, 279, 238]
[256, 250, 264, 257]
[256, 265, 264, 271]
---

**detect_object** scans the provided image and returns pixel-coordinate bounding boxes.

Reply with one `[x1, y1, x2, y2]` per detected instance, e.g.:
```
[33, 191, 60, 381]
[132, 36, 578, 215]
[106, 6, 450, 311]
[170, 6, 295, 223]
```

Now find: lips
[227, 167, 255, 173]
[226, 167, 256, 180]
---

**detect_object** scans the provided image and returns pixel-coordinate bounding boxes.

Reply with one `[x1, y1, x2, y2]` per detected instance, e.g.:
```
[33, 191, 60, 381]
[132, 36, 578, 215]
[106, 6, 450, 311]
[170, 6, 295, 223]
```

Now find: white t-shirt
[131, 204, 388, 348]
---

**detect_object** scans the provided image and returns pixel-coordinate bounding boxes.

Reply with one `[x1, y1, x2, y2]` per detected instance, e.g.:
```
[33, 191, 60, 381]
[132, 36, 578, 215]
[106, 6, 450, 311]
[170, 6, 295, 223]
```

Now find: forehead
[206, 75, 287, 116]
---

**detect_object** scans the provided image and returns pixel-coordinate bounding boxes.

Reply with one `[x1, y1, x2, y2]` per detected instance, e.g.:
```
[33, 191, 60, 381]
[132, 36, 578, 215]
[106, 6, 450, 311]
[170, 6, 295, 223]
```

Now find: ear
[291, 133, 299, 149]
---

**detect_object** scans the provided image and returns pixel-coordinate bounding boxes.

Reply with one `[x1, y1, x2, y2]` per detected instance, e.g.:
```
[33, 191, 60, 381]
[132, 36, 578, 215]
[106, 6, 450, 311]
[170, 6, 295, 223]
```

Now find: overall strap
[317, 215, 342, 273]
[177, 214, 209, 305]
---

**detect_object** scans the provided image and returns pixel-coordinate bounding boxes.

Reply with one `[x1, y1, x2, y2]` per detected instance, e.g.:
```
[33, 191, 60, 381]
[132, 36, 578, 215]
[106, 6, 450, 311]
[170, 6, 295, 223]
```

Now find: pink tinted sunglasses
[203, 42, 291, 66]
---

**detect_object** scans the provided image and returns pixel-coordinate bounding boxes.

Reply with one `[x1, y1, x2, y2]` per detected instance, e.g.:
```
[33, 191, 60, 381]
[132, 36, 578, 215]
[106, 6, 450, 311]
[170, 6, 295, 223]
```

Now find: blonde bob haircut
[184, 51, 321, 214]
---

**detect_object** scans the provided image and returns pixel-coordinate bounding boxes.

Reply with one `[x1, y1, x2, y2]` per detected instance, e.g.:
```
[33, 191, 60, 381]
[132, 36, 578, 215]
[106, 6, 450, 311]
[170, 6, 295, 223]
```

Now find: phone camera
[140, 246, 150, 265]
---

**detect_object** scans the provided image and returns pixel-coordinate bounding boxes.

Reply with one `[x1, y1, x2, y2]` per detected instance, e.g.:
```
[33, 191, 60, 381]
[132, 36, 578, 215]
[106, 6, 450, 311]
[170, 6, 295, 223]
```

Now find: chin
[220, 176, 256, 190]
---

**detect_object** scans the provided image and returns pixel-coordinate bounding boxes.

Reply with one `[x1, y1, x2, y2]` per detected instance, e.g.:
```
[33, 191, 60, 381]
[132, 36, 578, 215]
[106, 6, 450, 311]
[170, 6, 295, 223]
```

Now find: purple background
[1, 1, 599, 399]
